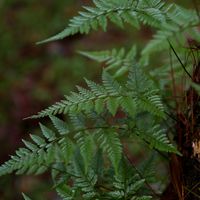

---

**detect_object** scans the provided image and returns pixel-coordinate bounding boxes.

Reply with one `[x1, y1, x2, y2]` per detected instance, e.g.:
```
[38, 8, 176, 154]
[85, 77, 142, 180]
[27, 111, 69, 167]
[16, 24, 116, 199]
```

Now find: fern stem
[164, 111, 178, 122]
[168, 40, 192, 79]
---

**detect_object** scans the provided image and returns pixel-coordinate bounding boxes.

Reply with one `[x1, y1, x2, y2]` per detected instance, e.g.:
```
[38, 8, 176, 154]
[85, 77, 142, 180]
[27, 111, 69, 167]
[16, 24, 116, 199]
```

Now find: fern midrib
[33, 93, 128, 118]
[68, 6, 133, 30]
[80, 6, 167, 26]
[61, 5, 168, 32]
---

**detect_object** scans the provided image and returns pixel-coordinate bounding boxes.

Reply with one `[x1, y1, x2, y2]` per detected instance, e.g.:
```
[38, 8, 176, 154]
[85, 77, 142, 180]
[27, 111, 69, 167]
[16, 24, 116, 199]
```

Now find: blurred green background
[0, 0, 192, 199]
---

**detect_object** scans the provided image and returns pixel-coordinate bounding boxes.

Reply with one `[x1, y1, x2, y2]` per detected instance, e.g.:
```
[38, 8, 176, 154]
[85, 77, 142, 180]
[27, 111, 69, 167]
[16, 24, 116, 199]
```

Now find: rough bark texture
[162, 62, 200, 200]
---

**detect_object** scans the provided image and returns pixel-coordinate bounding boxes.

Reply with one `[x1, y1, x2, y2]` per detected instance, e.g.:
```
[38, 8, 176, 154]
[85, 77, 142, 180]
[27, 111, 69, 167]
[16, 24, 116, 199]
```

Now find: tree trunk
[161, 62, 200, 200]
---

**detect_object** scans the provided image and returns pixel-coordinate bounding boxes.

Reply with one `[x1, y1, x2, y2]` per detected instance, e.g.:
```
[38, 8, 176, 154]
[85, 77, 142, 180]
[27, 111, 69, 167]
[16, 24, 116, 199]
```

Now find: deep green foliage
[78, 45, 137, 77]
[1, 0, 200, 199]
[37, 0, 170, 44]
[30, 67, 165, 119]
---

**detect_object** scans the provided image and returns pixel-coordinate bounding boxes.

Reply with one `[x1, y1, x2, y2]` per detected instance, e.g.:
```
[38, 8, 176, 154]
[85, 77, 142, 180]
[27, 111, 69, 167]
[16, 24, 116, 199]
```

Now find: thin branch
[168, 40, 192, 79]
[164, 111, 179, 123]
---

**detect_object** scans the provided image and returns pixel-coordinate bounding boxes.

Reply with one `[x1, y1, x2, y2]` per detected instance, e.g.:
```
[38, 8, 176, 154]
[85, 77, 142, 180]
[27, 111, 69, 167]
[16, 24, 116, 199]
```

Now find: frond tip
[137, 125, 181, 155]
[37, 0, 168, 44]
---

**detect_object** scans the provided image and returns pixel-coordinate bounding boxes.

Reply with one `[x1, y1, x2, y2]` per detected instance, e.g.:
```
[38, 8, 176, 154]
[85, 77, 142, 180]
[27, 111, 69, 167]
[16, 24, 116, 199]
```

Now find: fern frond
[69, 112, 86, 129]
[108, 161, 150, 199]
[138, 89, 165, 117]
[136, 7, 165, 27]
[22, 193, 32, 200]
[37, 0, 169, 44]
[109, 177, 146, 199]
[136, 125, 180, 154]
[102, 71, 122, 95]
[131, 196, 152, 200]
[127, 64, 152, 93]
[72, 151, 98, 199]
[95, 130, 122, 173]
[0, 146, 49, 176]
[58, 137, 74, 165]
[79, 45, 137, 77]
[74, 132, 95, 173]
[31, 68, 165, 119]
[50, 115, 69, 135]
[30, 71, 122, 118]
[141, 5, 200, 60]
[127, 65, 165, 117]
[0, 123, 74, 176]
[92, 149, 104, 177]
[56, 184, 74, 200]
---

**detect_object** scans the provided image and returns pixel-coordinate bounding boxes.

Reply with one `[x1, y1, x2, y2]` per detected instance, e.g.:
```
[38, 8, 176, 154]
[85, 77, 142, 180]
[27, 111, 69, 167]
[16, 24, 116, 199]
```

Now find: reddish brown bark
[161, 61, 200, 200]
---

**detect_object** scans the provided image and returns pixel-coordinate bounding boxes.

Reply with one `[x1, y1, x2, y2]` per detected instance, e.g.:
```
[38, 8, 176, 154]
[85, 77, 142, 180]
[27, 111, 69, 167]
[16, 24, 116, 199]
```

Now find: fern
[79, 45, 137, 77]
[30, 67, 165, 119]
[37, 0, 169, 44]
[141, 5, 200, 62]
[95, 129, 122, 173]
[74, 133, 95, 173]
[22, 193, 32, 200]
[108, 161, 152, 199]
[0, 116, 76, 176]
[1, 0, 198, 199]
[56, 184, 75, 200]
[50, 115, 69, 135]
[135, 125, 180, 154]
[71, 151, 98, 199]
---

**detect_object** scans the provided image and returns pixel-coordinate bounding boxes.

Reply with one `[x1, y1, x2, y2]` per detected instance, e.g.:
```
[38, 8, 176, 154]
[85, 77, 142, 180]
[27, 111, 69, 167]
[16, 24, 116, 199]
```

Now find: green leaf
[108, 13, 124, 28]
[114, 66, 129, 78]
[121, 96, 136, 116]
[96, 130, 122, 173]
[107, 97, 120, 116]
[131, 196, 152, 200]
[50, 115, 69, 135]
[130, 179, 145, 192]
[83, 101, 94, 113]
[102, 71, 121, 95]
[39, 123, 56, 141]
[30, 134, 46, 147]
[56, 184, 74, 200]
[137, 125, 181, 155]
[75, 132, 95, 173]
[95, 98, 105, 114]
[22, 193, 32, 200]
[22, 140, 38, 152]
[98, 15, 107, 31]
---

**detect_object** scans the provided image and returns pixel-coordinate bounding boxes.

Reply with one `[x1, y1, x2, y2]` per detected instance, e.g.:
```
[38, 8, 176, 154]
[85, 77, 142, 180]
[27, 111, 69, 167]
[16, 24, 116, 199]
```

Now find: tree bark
[161, 62, 200, 200]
